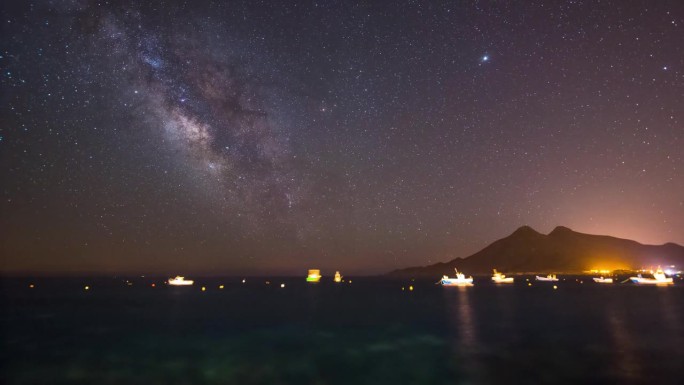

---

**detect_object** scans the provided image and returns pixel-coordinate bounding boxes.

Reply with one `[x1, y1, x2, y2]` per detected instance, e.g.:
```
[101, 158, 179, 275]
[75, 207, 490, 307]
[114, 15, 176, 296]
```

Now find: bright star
[482, 55, 489, 62]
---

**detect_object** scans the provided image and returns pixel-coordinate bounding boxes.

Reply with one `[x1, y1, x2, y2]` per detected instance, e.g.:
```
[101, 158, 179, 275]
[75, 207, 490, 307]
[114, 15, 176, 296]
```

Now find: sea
[2, 275, 683, 384]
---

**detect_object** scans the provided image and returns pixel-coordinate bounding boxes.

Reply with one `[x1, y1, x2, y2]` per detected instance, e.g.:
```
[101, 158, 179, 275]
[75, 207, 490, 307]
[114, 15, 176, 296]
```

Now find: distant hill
[388, 226, 684, 277]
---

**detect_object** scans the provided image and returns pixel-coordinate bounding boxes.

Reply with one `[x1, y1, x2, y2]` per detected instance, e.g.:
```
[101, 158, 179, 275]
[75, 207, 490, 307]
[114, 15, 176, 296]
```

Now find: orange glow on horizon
[585, 254, 630, 272]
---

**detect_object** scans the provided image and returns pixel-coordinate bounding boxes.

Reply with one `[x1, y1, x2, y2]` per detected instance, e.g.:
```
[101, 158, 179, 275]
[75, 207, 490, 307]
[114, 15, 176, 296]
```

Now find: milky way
[92, 6, 307, 230]
[1, 1, 682, 274]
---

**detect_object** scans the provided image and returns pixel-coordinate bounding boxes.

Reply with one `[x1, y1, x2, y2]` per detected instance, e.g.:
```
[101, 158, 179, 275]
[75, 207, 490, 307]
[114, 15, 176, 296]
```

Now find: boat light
[201, 286, 206, 291]
[84, 286, 90, 291]
[219, 285, 224, 289]
[553, 285, 558, 290]
[29, 284, 35, 288]
[409, 285, 414, 291]
[280, 283, 285, 288]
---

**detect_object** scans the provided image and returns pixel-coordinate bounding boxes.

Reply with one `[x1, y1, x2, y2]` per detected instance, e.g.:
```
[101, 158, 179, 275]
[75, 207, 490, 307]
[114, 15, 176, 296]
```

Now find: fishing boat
[535, 274, 559, 282]
[168, 276, 194, 286]
[306, 269, 321, 283]
[630, 268, 673, 285]
[334, 271, 343, 283]
[440, 269, 473, 286]
[491, 269, 514, 283]
[592, 277, 614, 284]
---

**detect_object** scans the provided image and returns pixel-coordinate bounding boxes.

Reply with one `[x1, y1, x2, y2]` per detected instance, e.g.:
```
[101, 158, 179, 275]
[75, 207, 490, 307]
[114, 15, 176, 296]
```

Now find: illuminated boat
[334, 271, 343, 283]
[306, 269, 321, 283]
[491, 269, 514, 283]
[630, 268, 673, 285]
[440, 269, 473, 286]
[535, 274, 559, 282]
[168, 276, 194, 286]
[592, 277, 614, 284]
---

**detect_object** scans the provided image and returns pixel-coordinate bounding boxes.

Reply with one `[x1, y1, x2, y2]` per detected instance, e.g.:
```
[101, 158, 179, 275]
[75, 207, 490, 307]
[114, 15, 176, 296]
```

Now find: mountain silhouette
[389, 226, 684, 276]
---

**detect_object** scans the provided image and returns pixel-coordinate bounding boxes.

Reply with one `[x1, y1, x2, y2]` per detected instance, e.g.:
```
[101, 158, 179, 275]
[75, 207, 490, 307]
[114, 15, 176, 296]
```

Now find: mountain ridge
[388, 226, 684, 277]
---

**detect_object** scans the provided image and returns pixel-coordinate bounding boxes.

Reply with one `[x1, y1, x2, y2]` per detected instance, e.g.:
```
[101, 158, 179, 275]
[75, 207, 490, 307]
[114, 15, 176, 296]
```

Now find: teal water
[2, 276, 683, 384]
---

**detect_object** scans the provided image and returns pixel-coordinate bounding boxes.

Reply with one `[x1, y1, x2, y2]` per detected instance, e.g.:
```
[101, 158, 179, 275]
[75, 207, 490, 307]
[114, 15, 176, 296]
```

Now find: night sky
[1, 1, 682, 275]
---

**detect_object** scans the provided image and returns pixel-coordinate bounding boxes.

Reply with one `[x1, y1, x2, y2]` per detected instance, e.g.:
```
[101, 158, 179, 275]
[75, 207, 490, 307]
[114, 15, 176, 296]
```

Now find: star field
[1, 1, 682, 275]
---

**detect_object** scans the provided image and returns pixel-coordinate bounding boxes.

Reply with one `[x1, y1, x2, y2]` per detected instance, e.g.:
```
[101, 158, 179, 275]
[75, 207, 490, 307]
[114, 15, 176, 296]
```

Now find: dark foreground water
[2, 276, 683, 384]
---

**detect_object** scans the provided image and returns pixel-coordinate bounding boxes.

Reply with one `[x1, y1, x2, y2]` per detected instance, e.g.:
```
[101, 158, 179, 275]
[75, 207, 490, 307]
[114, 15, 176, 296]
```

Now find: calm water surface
[2, 276, 683, 384]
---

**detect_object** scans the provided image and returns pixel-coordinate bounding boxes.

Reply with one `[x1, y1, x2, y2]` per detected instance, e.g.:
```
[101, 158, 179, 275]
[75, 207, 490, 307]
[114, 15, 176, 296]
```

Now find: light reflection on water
[444, 286, 483, 382]
[455, 286, 477, 350]
[607, 298, 640, 382]
[657, 287, 682, 348]
[440, 281, 684, 384]
[607, 286, 684, 383]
